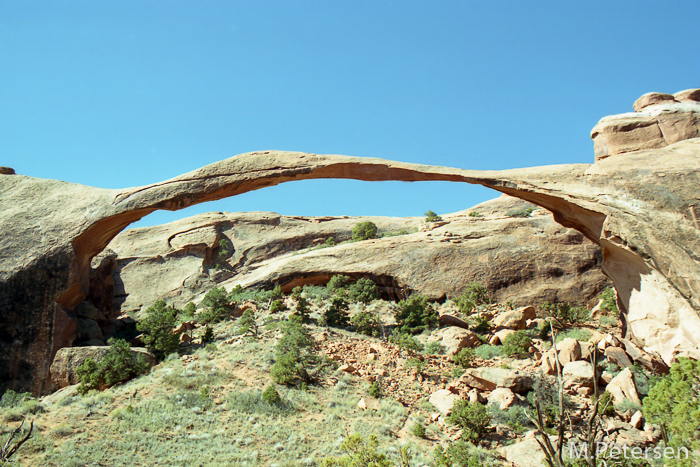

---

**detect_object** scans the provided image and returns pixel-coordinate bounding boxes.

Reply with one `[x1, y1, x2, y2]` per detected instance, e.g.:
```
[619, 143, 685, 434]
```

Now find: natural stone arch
[2, 144, 700, 395]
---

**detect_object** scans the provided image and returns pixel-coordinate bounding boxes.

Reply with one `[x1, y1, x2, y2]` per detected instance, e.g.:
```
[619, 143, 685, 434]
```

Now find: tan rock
[437, 327, 481, 356]
[429, 389, 460, 415]
[606, 368, 641, 405]
[494, 329, 515, 344]
[462, 367, 535, 393]
[338, 364, 356, 374]
[556, 337, 582, 365]
[357, 397, 380, 411]
[633, 92, 678, 112]
[562, 361, 595, 388]
[604, 346, 633, 369]
[492, 306, 536, 330]
[673, 88, 700, 103]
[630, 410, 644, 429]
[487, 387, 523, 410]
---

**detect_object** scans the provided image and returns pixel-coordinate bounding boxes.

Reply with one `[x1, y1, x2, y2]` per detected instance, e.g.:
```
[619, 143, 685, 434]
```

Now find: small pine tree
[394, 294, 438, 334]
[76, 339, 149, 394]
[270, 299, 287, 313]
[137, 300, 180, 359]
[346, 277, 379, 304]
[270, 316, 318, 385]
[262, 385, 282, 406]
[237, 309, 257, 336]
[454, 283, 491, 314]
[291, 286, 310, 322]
[447, 400, 491, 442]
[323, 295, 350, 327]
[424, 210, 443, 222]
[350, 309, 384, 337]
[502, 330, 532, 357]
[198, 287, 236, 324]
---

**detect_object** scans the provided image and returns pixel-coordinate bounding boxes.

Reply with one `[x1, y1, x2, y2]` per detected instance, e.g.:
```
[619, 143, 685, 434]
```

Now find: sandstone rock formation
[105, 196, 606, 318]
[591, 88, 700, 161]
[2, 89, 700, 395]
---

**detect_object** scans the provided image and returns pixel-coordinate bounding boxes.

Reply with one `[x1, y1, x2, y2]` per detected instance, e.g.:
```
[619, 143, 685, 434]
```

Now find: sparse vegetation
[507, 206, 534, 217]
[599, 287, 619, 316]
[468, 211, 482, 218]
[237, 308, 257, 336]
[350, 309, 384, 337]
[198, 287, 236, 324]
[454, 283, 490, 314]
[270, 298, 287, 313]
[424, 210, 442, 222]
[453, 347, 476, 368]
[323, 295, 350, 327]
[541, 301, 589, 325]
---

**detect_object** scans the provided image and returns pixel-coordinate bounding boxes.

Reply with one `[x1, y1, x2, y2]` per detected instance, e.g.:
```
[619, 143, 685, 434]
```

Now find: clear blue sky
[2, 1, 698, 227]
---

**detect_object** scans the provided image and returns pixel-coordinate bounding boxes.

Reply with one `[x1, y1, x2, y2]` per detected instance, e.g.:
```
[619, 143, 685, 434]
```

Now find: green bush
[389, 331, 424, 353]
[201, 325, 214, 343]
[270, 299, 287, 313]
[394, 294, 438, 334]
[474, 344, 503, 361]
[541, 302, 589, 325]
[346, 277, 379, 304]
[424, 340, 444, 355]
[507, 207, 534, 218]
[596, 390, 615, 416]
[291, 286, 310, 322]
[538, 320, 552, 340]
[76, 339, 149, 394]
[323, 295, 350, 327]
[327, 275, 351, 291]
[369, 381, 381, 398]
[433, 441, 487, 467]
[350, 309, 384, 337]
[0, 390, 32, 409]
[454, 283, 491, 314]
[643, 357, 700, 462]
[488, 405, 533, 434]
[502, 330, 532, 357]
[454, 347, 476, 368]
[526, 377, 573, 426]
[261, 385, 282, 406]
[136, 300, 180, 358]
[411, 422, 426, 438]
[424, 210, 443, 222]
[469, 315, 491, 334]
[599, 287, 619, 316]
[198, 287, 236, 324]
[447, 400, 491, 441]
[468, 211, 483, 218]
[320, 433, 392, 467]
[351, 221, 378, 241]
[325, 237, 336, 247]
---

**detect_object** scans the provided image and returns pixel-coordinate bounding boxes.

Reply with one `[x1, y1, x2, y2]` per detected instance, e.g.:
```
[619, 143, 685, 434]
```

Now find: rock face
[591, 88, 700, 161]
[1, 90, 700, 395]
[106, 196, 605, 316]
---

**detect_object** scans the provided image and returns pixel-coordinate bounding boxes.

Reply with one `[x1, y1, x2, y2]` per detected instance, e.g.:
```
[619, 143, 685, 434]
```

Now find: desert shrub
[181, 302, 197, 320]
[433, 441, 488, 467]
[291, 286, 310, 322]
[454, 283, 491, 315]
[643, 357, 700, 462]
[502, 330, 532, 357]
[541, 302, 589, 325]
[261, 385, 282, 406]
[507, 207, 533, 217]
[447, 400, 491, 441]
[303, 284, 332, 301]
[453, 347, 476, 368]
[469, 315, 491, 334]
[327, 275, 351, 291]
[76, 339, 149, 394]
[323, 295, 350, 327]
[488, 405, 533, 433]
[270, 299, 287, 313]
[526, 377, 574, 426]
[424, 340, 444, 355]
[538, 320, 552, 340]
[137, 299, 180, 358]
[346, 277, 379, 304]
[424, 210, 442, 222]
[351, 309, 384, 337]
[389, 331, 424, 353]
[320, 433, 391, 467]
[351, 221, 378, 241]
[394, 294, 438, 334]
[555, 328, 591, 343]
[468, 211, 482, 218]
[270, 316, 318, 385]
[474, 344, 503, 360]
[325, 237, 336, 247]
[237, 309, 257, 336]
[198, 287, 236, 324]
[369, 381, 381, 398]
[599, 287, 618, 316]
[0, 390, 32, 409]
[411, 422, 426, 438]
[227, 390, 292, 416]
[201, 325, 214, 343]
[596, 390, 615, 416]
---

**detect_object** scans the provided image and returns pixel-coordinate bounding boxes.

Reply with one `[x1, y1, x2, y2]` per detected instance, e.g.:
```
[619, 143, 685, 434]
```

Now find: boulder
[461, 367, 535, 393]
[604, 347, 633, 369]
[606, 368, 641, 405]
[487, 387, 524, 410]
[0, 167, 15, 175]
[50, 346, 155, 389]
[357, 397, 380, 411]
[503, 436, 555, 467]
[556, 338, 582, 365]
[562, 361, 596, 388]
[673, 88, 700, 103]
[437, 327, 481, 356]
[492, 306, 537, 330]
[633, 92, 678, 112]
[429, 389, 460, 415]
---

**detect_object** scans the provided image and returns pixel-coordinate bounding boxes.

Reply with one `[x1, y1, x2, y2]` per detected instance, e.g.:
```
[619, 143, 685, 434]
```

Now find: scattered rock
[562, 361, 595, 388]
[630, 410, 644, 429]
[437, 327, 481, 356]
[492, 306, 536, 330]
[429, 389, 460, 415]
